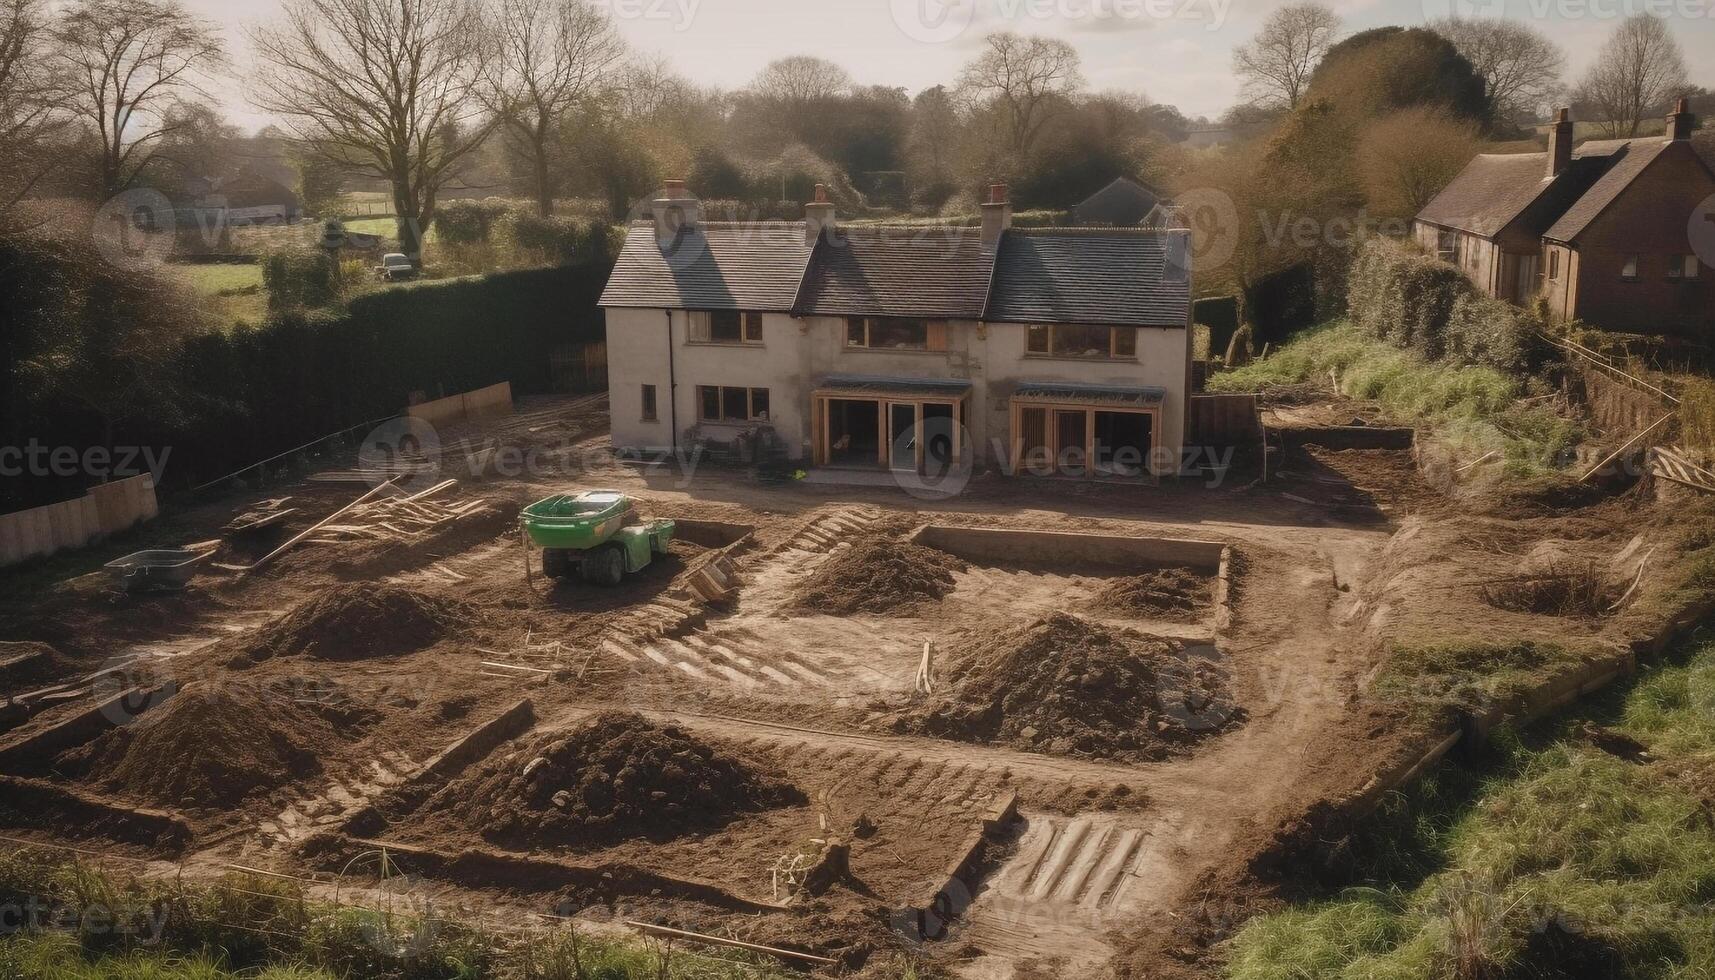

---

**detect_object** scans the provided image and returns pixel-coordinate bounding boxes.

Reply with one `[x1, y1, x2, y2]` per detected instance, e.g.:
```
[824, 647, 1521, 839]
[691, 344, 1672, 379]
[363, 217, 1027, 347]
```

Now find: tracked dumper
[520, 490, 675, 586]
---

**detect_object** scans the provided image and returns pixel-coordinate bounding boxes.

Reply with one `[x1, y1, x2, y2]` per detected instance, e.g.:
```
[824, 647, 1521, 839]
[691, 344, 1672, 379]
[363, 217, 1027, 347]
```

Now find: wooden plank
[624, 921, 837, 965]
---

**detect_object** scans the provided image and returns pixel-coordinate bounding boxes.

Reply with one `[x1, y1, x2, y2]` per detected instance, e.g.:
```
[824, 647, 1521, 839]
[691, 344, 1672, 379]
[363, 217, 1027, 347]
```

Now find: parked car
[376, 252, 417, 281]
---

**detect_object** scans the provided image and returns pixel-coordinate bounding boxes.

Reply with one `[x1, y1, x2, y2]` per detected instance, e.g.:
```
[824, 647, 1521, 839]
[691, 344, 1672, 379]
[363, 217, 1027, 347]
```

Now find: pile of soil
[1091, 569, 1212, 621]
[63, 682, 353, 808]
[896, 613, 1243, 761]
[0, 641, 79, 697]
[247, 585, 466, 661]
[788, 539, 965, 615]
[425, 712, 801, 848]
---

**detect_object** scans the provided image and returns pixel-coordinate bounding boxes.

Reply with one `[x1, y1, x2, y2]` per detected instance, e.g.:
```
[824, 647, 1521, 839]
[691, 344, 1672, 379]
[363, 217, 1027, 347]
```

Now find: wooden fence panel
[1189, 393, 1262, 449]
[0, 475, 158, 568]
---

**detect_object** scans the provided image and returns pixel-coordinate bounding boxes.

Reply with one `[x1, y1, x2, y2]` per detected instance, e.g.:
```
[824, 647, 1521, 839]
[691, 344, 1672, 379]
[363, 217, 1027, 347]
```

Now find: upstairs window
[1621, 254, 1640, 280]
[688, 310, 763, 345]
[1025, 325, 1139, 359]
[1667, 255, 1701, 280]
[640, 384, 658, 422]
[845, 317, 948, 351]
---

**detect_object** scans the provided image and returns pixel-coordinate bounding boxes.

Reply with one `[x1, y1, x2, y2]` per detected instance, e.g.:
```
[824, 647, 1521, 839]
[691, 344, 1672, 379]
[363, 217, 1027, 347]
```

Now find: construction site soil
[414, 712, 803, 849]
[0, 393, 1705, 980]
[787, 538, 966, 614]
[894, 613, 1241, 761]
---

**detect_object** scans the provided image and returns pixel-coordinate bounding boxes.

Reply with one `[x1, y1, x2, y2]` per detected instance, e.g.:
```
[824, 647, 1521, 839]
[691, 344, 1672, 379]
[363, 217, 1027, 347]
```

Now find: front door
[1054, 409, 1089, 476]
[889, 403, 919, 472]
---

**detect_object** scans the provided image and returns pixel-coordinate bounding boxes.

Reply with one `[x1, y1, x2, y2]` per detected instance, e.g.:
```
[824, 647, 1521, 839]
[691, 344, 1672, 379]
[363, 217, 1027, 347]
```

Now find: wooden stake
[240, 476, 401, 576]
[623, 921, 836, 966]
[1579, 413, 1674, 483]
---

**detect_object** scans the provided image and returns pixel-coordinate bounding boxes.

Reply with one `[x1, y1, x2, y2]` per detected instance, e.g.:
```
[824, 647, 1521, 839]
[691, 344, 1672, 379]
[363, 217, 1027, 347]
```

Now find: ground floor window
[640, 384, 657, 421]
[813, 393, 965, 472]
[1013, 402, 1156, 478]
[697, 385, 769, 422]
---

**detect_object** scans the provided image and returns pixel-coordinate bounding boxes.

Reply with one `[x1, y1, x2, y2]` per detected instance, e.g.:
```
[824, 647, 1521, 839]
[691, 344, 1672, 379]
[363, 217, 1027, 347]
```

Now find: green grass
[1209, 321, 1583, 476]
[1224, 633, 1715, 980]
[172, 263, 269, 328]
[1371, 641, 1599, 722]
[0, 847, 921, 980]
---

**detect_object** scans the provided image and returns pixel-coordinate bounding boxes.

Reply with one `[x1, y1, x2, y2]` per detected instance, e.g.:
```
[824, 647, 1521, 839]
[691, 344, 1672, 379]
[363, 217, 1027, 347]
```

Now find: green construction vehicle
[519, 490, 675, 586]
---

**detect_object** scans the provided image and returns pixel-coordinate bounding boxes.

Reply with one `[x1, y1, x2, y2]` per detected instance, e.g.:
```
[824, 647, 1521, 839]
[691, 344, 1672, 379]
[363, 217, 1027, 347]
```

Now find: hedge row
[167, 262, 611, 488]
[1347, 237, 1543, 373]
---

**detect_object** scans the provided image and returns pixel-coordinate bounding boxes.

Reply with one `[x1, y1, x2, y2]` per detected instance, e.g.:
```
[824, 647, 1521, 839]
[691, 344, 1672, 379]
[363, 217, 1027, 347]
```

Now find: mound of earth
[0, 642, 79, 697]
[896, 613, 1242, 761]
[426, 712, 801, 848]
[789, 539, 965, 615]
[248, 585, 465, 661]
[63, 682, 352, 808]
[1092, 569, 1212, 621]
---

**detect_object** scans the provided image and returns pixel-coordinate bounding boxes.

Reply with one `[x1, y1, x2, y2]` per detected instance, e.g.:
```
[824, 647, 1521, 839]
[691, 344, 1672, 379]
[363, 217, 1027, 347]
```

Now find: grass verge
[1208, 321, 1582, 477]
[0, 848, 933, 979]
[1224, 632, 1715, 979]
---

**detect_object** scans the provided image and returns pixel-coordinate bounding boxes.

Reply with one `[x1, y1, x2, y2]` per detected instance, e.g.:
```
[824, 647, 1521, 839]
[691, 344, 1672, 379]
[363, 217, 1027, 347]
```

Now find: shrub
[261, 249, 340, 311]
[1347, 237, 1546, 373]
[432, 199, 516, 246]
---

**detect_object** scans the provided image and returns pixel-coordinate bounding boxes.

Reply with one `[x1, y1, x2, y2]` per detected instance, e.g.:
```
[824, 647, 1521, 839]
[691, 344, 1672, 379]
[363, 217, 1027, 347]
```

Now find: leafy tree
[1309, 27, 1490, 126]
[289, 144, 345, 218]
[1355, 107, 1481, 220]
[0, 0, 66, 225]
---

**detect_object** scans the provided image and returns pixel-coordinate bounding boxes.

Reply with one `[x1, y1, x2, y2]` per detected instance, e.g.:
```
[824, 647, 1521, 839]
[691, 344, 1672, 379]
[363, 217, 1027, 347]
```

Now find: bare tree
[956, 32, 1083, 167]
[485, 0, 624, 217]
[1576, 15, 1688, 138]
[750, 56, 851, 105]
[251, 0, 498, 259]
[0, 0, 65, 222]
[1232, 2, 1341, 111]
[1432, 17, 1564, 123]
[52, 0, 226, 199]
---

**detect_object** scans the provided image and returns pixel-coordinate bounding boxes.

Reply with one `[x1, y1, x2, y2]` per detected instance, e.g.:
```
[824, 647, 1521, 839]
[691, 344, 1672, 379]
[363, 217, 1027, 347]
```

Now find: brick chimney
[804, 183, 836, 245]
[980, 182, 1012, 251]
[1547, 108, 1573, 178]
[653, 179, 700, 249]
[1667, 97, 1695, 142]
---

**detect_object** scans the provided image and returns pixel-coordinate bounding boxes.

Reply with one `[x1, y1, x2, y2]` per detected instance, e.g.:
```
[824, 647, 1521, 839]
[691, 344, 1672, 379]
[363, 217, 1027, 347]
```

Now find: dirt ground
[0, 392, 1695, 979]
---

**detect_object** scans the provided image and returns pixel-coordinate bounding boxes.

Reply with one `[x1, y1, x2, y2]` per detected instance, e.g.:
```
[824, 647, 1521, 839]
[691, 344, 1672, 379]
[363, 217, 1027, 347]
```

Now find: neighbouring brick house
[598, 182, 1194, 481]
[1413, 100, 1715, 336]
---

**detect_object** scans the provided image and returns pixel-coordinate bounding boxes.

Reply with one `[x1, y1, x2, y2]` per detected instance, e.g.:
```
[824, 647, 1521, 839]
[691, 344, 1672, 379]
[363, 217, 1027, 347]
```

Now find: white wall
[606, 309, 1189, 472]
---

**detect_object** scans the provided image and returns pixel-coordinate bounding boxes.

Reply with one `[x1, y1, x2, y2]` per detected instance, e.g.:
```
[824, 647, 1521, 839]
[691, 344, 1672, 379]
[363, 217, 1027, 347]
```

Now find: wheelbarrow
[104, 549, 213, 593]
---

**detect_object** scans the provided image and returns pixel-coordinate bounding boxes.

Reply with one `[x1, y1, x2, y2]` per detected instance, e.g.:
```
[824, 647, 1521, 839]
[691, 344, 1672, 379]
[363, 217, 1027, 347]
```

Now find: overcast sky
[186, 0, 1715, 134]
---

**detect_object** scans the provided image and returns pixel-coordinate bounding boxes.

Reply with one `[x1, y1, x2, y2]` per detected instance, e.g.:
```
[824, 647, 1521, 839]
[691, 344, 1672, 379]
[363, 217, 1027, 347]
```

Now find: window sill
[844, 346, 944, 355]
[640, 418, 659, 424]
[685, 341, 764, 348]
[1023, 353, 1140, 363]
[696, 418, 768, 426]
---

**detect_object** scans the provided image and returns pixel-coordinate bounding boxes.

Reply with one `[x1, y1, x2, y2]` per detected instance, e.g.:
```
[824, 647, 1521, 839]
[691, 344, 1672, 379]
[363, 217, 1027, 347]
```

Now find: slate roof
[600, 220, 1192, 327]
[597, 221, 813, 311]
[1544, 140, 1668, 243]
[792, 226, 992, 319]
[1013, 381, 1167, 406]
[986, 229, 1189, 327]
[1071, 177, 1165, 227]
[1416, 136, 1704, 244]
[1415, 153, 1556, 238]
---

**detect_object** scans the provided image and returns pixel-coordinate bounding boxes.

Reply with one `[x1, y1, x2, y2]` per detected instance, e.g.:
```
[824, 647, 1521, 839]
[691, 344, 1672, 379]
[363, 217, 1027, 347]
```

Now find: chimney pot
[664, 178, 686, 193]
[980, 180, 1012, 250]
[804, 186, 836, 245]
[814, 183, 829, 203]
[1668, 96, 1695, 142]
[653, 180, 699, 249]
[1547, 108, 1574, 178]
